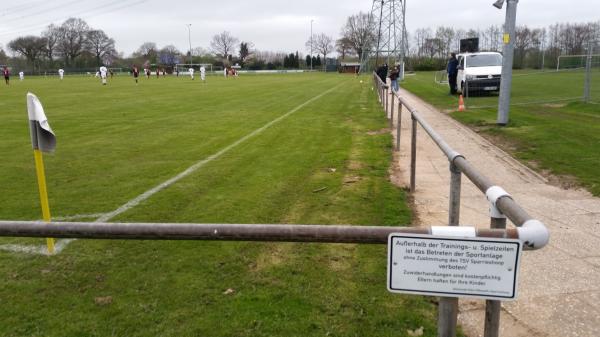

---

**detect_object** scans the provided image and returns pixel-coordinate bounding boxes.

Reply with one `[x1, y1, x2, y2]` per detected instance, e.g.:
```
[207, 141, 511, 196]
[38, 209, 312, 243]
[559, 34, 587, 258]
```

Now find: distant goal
[556, 54, 600, 71]
[174, 64, 214, 74]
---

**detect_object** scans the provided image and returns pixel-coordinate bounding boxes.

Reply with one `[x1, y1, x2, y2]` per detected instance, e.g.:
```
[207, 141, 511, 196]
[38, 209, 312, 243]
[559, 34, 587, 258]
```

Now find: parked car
[456, 52, 502, 96]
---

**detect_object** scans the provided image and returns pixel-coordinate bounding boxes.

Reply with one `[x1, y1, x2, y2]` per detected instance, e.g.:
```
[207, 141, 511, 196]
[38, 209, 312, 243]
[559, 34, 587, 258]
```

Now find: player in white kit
[200, 66, 206, 82]
[99, 66, 108, 85]
[188, 67, 195, 80]
[58, 68, 64, 80]
[19, 71, 24, 81]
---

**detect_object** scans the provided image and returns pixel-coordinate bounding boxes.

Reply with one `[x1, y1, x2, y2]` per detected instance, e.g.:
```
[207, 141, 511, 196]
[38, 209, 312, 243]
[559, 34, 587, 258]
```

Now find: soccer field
[0, 74, 445, 336]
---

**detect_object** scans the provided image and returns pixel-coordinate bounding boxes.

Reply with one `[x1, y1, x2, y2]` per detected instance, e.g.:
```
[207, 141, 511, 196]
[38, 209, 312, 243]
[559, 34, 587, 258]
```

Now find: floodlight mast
[310, 19, 314, 71]
[186, 24, 192, 66]
[496, 0, 519, 126]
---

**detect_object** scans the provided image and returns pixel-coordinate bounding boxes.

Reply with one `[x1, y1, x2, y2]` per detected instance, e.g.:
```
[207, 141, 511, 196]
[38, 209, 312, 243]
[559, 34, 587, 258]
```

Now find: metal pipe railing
[0, 221, 519, 243]
[375, 74, 549, 250]
[372, 72, 550, 337]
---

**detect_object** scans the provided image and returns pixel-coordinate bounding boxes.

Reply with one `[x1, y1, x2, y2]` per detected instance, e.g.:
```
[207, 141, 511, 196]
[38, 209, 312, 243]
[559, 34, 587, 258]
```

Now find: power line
[2, 0, 48, 14]
[2, 0, 85, 25]
[0, 0, 146, 38]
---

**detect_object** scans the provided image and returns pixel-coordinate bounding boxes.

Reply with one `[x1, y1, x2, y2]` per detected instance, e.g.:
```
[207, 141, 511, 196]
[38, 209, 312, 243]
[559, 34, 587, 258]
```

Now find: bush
[406, 57, 446, 71]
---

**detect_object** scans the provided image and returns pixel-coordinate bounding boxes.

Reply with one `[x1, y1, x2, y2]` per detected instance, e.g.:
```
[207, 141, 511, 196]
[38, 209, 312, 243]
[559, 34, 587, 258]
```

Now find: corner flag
[28, 93, 56, 152]
[27, 93, 57, 254]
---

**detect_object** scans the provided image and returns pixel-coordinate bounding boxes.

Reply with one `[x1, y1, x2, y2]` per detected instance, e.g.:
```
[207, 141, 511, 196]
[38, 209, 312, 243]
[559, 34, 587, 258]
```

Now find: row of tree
[409, 22, 600, 69]
[333, 12, 600, 70]
[7, 18, 117, 72]
[3, 15, 599, 73]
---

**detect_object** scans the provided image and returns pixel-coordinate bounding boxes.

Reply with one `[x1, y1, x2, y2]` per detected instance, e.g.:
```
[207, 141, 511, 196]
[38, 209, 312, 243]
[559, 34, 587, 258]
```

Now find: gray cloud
[0, 0, 597, 56]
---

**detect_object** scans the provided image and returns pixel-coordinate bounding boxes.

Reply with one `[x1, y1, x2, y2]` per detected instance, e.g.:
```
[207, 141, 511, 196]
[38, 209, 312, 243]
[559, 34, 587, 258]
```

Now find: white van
[456, 52, 502, 96]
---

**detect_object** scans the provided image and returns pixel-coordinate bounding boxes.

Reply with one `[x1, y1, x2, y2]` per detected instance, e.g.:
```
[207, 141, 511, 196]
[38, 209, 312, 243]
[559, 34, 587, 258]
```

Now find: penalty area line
[0, 83, 343, 256]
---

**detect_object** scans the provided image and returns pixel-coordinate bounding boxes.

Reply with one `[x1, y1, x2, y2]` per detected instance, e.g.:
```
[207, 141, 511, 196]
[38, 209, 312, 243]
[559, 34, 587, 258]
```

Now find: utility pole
[584, 40, 593, 103]
[496, 0, 519, 126]
[540, 30, 546, 71]
[186, 24, 192, 66]
[310, 19, 314, 71]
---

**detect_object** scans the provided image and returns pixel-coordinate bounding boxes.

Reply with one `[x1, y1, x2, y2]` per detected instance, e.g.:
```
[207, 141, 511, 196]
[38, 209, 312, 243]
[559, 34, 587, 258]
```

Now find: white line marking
[53, 213, 109, 221]
[0, 84, 343, 256]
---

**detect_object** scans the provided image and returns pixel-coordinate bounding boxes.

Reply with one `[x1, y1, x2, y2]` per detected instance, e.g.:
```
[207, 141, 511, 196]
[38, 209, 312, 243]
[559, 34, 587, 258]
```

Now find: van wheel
[461, 81, 468, 97]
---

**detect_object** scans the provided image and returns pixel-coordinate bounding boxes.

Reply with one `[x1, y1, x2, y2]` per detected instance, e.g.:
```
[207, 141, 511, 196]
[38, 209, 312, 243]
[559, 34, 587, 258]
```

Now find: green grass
[401, 70, 600, 196]
[0, 74, 453, 336]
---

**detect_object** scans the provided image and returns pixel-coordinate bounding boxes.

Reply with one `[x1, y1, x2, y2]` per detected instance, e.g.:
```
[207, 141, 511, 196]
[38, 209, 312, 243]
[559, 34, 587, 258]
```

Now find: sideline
[0, 83, 344, 256]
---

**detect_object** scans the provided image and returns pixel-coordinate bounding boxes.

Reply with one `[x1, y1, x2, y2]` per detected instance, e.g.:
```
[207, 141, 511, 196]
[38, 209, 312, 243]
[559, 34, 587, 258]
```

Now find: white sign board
[387, 234, 522, 300]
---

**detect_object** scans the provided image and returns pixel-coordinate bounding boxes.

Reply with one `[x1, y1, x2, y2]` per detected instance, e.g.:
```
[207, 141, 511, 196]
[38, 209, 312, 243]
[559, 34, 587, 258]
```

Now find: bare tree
[56, 18, 90, 66]
[514, 26, 533, 68]
[336, 37, 354, 59]
[42, 24, 60, 63]
[135, 42, 158, 63]
[311, 33, 334, 66]
[413, 28, 432, 57]
[85, 29, 116, 66]
[159, 45, 181, 65]
[8, 36, 47, 72]
[191, 46, 209, 57]
[340, 12, 375, 58]
[435, 26, 455, 58]
[210, 31, 239, 60]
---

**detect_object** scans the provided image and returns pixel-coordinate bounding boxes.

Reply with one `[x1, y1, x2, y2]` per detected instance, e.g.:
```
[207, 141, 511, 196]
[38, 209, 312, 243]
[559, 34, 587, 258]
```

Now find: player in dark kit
[132, 65, 140, 84]
[3, 66, 9, 85]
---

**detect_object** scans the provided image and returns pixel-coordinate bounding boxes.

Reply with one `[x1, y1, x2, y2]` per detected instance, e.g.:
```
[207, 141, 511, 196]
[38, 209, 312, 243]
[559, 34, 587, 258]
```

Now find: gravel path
[388, 87, 600, 337]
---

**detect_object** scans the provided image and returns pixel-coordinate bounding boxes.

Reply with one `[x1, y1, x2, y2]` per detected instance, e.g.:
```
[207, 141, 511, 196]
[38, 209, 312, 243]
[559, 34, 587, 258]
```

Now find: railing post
[390, 92, 395, 127]
[396, 103, 402, 152]
[448, 162, 462, 226]
[484, 217, 507, 337]
[410, 115, 417, 193]
[438, 161, 462, 337]
[384, 86, 389, 115]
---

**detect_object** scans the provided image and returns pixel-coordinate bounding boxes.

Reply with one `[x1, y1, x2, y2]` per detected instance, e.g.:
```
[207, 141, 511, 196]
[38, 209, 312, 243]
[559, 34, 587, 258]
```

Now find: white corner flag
[27, 93, 56, 152]
[27, 92, 57, 254]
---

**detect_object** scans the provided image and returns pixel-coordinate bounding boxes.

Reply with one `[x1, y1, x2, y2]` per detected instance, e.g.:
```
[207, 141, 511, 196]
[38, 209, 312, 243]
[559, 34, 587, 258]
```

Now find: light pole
[186, 24, 192, 66]
[310, 19, 314, 71]
[494, 0, 519, 126]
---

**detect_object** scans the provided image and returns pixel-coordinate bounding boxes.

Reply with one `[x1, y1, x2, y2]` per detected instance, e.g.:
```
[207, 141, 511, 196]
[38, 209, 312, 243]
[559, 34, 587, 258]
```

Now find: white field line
[0, 84, 343, 256]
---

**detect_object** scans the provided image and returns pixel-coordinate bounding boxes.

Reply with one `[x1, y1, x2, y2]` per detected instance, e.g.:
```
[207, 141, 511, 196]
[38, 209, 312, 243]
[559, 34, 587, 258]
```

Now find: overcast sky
[1, 0, 598, 56]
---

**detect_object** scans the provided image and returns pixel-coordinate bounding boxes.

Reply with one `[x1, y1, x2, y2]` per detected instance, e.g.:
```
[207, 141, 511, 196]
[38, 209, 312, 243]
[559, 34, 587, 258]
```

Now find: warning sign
[387, 234, 522, 300]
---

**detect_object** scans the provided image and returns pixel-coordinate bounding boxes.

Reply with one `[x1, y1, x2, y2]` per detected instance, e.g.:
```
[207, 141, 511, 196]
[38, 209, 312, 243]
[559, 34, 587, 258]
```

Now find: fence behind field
[373, 72, 549, 337]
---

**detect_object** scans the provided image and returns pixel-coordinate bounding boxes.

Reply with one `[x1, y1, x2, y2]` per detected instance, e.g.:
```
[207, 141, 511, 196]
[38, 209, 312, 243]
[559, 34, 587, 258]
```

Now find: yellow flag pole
[33, 149, 55, 254]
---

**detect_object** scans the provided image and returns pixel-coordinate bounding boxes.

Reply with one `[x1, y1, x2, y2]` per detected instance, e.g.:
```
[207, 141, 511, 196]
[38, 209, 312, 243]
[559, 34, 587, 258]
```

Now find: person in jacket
[389, 65, 400, 92]
[447, 53, 459, 95]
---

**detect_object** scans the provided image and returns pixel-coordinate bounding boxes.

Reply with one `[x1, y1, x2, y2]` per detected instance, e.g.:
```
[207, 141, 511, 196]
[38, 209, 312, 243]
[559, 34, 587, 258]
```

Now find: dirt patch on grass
[251, 244, 291, 272]
[348, 160, 363, 171]
[324, 245, 356, 272]
[389, 152, 420, 226]
[343, 176, 361, 185]
[367, 128, 391, 136]
[542, 103, 567, 108]
[527, 161, 582, 191]
[476, 131, 519, 153]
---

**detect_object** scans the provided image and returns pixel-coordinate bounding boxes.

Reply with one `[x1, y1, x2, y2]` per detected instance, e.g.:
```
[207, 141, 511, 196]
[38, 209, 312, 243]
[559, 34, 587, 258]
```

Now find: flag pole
[27, 92, 57, 255]
[33, 149, 55, 254]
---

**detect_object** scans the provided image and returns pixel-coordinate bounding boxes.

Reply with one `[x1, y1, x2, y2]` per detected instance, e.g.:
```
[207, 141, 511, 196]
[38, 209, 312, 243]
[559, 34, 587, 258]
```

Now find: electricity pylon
[360, 0, 407, 77]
